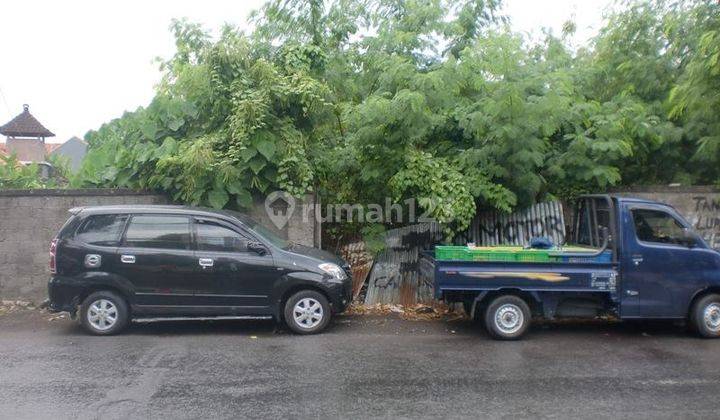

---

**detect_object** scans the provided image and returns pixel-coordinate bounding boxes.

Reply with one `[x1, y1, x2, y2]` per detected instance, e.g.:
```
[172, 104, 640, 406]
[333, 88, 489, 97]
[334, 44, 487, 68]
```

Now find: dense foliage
[76, 0, 720, 237]
[0, 154, 71, 189]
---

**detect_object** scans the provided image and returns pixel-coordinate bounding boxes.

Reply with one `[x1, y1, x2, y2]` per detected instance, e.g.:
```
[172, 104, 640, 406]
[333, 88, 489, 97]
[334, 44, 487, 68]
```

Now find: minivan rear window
[75, 214, 128, 246]
[124, 215, 191, 250]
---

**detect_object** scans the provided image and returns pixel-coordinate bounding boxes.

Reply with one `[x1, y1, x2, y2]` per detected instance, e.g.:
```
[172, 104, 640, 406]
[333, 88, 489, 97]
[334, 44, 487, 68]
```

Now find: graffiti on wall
[692, 196, 720, 248]
[457, 201, 566, 246]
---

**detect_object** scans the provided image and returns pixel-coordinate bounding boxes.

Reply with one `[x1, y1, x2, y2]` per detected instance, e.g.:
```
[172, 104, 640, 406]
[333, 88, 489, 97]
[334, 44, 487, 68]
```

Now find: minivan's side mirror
[248, 241, 267, 255]
[679, 228, 699, 248]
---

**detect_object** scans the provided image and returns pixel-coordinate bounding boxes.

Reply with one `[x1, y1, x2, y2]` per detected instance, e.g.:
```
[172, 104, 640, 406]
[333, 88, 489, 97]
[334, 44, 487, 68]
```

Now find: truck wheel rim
[703, 303, 720, 332]
[87, 299, 117, 331]
[495, 304, 523, 334]
[293, 298, 324, 329]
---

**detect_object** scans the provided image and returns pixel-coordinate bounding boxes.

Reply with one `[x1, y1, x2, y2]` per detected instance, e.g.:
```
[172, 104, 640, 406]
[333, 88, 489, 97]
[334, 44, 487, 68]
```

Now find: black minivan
[48, 205, 352, 335]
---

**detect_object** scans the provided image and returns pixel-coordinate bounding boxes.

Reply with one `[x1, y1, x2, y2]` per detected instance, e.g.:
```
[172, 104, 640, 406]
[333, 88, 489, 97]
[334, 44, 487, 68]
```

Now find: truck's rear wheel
[484, 295, 531, 340]
[692, 294, 720, 338]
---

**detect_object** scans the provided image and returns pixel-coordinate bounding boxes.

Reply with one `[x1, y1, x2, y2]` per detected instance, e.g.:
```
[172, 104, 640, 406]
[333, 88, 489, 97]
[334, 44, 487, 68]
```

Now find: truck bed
[428, 257, 619, 299]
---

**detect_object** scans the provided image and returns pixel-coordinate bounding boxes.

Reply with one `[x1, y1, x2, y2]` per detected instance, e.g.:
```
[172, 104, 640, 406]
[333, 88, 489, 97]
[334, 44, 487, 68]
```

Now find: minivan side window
[196, 221, 251, 253]
[75, 214, 128, 246]
[124, 215, 191, 250]
[631, 208, 687, 246]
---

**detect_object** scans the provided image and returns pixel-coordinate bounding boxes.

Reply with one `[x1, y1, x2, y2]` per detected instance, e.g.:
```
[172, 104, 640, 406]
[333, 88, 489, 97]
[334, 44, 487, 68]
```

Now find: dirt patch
[0, 300, 36, 315]
[343, 302, 465, 321]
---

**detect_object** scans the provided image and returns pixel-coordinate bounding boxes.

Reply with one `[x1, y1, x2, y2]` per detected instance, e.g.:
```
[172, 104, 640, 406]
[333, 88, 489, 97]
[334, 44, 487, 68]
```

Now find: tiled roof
[0, 104, 55, 137]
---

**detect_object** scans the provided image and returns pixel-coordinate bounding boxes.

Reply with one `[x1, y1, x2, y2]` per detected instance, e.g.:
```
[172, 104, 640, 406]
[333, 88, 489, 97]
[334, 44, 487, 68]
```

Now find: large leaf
[207, 188, 229, 209]
[240, 147, 257, 162]
[256, 139, 276, 159]
[140, 120, 158, 140]
[249, 156, 267, 174]
[235, 189, 253, 208]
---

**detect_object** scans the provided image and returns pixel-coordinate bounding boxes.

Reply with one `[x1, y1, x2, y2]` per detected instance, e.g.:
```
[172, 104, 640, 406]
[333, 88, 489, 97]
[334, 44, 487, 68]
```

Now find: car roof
[71, 205, 256, 226]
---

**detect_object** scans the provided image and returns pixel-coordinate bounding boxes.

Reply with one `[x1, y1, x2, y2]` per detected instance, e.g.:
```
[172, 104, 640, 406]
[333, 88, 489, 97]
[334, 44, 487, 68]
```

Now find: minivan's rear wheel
[284, 290, 331, 334]
[79, 291, 129, 335]
[692, 294, 720, 338]
[484, 295, 531, 340]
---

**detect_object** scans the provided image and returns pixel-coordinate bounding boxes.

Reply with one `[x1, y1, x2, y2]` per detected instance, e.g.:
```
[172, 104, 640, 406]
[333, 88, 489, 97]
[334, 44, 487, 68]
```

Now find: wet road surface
[1, 311, 720, 419]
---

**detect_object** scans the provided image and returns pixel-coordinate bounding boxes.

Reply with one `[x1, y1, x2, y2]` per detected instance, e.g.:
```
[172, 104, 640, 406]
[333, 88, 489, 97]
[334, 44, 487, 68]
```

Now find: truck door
[621, 204, 711, 318]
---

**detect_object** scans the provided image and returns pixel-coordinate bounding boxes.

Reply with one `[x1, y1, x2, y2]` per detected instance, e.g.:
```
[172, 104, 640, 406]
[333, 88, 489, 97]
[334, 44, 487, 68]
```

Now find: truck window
[123, 215, 191, 250]
[631, 209, 686, 246]
[574, 198, 610, 248]
[196, 222, 251, 253]
[75, 214, 128, 246]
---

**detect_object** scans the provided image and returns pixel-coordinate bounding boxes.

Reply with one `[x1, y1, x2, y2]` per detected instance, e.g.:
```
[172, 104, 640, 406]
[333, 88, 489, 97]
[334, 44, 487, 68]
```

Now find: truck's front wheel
[692, 294, 720, 338]
[484, 295, 531, 340]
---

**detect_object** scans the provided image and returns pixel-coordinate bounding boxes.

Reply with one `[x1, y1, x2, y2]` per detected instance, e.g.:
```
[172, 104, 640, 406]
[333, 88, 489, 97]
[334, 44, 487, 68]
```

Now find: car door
[621, 204, 711, 318]
[191, 217, 278, 314]
[115, 214, 198, 311]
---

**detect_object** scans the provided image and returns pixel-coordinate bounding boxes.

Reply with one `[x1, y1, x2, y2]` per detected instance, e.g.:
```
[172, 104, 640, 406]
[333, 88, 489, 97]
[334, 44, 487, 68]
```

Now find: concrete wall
[613, 186, 720, 248]
[0, 189, 318, 302]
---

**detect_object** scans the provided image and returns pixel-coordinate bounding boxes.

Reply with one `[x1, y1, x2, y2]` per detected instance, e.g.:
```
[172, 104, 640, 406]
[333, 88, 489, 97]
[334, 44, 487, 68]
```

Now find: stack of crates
[435, 246, 552, 262]
[434, 246, 472, 261]
[434, 245, 611, 263]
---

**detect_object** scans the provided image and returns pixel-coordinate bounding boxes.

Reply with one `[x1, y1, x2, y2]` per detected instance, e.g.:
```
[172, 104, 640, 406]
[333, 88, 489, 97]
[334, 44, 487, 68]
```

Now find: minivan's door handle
[199, 258, 214, 268]
[631, 254, 643, 266]
[120, 255, 136, 264]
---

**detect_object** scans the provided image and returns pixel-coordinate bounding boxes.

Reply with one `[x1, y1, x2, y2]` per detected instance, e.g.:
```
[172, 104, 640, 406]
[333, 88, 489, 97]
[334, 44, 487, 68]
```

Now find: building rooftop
[0, 104, 55, 138]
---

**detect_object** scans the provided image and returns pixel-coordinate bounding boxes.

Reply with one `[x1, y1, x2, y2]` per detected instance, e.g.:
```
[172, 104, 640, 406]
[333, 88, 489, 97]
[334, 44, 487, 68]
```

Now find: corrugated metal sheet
[456, 201, 565, 246]
[363, 223, 444, 305]
[363, 201, 566, 305]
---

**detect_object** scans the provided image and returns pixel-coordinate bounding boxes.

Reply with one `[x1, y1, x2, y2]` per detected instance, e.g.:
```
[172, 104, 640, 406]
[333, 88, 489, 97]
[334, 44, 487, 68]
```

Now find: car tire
[484, 295, 531, 340]
[79, 291, 129, 335]
[284, 290, 331, 335]
[691, 294, 720, 338]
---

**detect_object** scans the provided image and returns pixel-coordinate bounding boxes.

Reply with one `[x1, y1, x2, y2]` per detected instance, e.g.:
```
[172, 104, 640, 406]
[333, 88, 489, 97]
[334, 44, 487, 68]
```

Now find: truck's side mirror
[679, 228, 699, 248]
[248, 241, 268, 255]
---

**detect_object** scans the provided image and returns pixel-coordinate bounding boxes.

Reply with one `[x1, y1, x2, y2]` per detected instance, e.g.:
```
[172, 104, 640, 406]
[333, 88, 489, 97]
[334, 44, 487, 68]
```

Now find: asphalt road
[1, 311, 720, 419]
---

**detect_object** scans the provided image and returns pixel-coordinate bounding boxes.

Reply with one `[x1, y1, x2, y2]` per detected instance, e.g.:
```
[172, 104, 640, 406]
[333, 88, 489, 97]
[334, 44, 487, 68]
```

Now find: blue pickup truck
[429, 195, 720, 340]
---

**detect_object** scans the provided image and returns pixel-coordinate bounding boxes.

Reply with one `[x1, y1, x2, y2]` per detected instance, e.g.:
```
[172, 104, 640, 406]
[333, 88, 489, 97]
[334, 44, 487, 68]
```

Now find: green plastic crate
[515, 249, 552, 262]
[468, 249, 517, 262]
[435, 246, 471, 261]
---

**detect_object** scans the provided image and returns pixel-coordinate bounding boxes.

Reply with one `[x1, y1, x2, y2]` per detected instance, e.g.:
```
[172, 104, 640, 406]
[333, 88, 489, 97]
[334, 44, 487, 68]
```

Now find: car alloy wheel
[87, 299, 118, 331]
[292, 297, 324, 329]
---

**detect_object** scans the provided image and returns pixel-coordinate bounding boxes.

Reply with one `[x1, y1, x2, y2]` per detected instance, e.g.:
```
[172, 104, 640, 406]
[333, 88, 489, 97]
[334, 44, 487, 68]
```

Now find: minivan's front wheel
[692, 294, 720, 338]
[79, 291, 129, 335]
[284, 290, 331, 335]
[484, 295, 531, 340]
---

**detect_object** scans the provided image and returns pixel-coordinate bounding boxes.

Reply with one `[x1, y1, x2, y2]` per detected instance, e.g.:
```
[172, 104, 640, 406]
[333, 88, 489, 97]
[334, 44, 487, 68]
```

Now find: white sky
[0, 0, 611, 143]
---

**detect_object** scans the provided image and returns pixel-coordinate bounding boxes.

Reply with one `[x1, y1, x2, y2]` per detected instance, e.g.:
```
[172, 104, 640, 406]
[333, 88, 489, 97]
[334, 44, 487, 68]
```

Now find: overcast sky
[0, 0, 611, 143]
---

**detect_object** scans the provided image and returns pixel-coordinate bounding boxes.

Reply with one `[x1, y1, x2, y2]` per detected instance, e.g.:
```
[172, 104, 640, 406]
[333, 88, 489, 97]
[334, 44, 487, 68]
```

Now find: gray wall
[614, 186, 720, 248]
[0, 189, 318, 302]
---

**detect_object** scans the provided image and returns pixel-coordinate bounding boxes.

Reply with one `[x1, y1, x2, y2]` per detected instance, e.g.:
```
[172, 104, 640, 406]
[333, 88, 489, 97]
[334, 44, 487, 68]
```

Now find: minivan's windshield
[225, 210, 289, 249]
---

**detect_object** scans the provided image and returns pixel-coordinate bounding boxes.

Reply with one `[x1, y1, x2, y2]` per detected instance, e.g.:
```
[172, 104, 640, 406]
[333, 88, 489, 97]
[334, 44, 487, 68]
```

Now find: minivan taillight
[49, 239, 58, 274]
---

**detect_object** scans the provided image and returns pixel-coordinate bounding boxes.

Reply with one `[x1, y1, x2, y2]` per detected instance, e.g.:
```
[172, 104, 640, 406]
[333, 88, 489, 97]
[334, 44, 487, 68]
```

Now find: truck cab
[432, 195, 720, 340]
